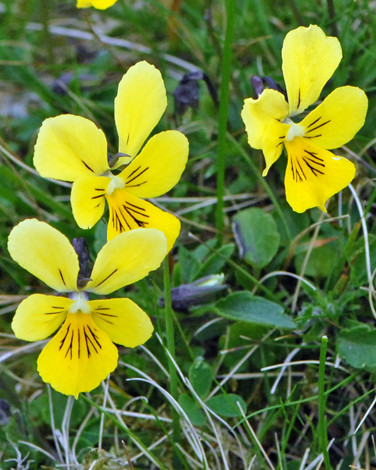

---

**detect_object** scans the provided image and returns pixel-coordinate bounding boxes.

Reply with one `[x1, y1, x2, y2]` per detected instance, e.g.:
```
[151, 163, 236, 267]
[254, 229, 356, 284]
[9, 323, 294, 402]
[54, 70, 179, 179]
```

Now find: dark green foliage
[1, 0, 376, 468]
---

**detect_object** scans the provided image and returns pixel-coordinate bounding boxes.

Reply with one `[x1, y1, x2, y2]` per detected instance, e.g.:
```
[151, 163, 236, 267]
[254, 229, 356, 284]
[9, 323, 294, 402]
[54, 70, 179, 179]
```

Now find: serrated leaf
[337, 324, 376, 371]
[189, 356, 213, 399]
[206, 394, 246, 417]
[214, 291, 295, 329]
[233, 207, 280, 269]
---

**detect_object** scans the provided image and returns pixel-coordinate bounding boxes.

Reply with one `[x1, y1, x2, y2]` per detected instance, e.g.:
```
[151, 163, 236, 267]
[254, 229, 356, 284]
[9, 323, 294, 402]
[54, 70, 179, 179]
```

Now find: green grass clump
[1, 0, 376, 469]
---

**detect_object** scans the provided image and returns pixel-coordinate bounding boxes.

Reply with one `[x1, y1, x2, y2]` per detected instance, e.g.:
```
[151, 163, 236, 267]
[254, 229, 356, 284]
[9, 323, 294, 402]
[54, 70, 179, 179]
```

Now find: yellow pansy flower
[34, 61, 189, 251]
[76, 0, 118, 9]
[241, 25, 368, 213]
[8, 219, 167, 398]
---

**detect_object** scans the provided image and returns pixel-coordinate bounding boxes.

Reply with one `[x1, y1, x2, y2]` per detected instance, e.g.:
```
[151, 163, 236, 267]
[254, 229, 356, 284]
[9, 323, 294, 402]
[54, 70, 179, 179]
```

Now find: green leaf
[178, 245, 201, 283]
[205, 394, 246, 417]
[273, 202, 309, 246]
[233, 207, 280, 269]
[214, 291, 295, 329]
[195, 243, 235, 279]
[94, 221, 107, 255]
[337, 324, 376, 371]
[350, 235, 376, 285]
[30, 388, 87, 428]
[189, 356, 213, 399]
[179, 394, 206, 426]
[27, 182, 74, 220]
[294, 239, 339, 278]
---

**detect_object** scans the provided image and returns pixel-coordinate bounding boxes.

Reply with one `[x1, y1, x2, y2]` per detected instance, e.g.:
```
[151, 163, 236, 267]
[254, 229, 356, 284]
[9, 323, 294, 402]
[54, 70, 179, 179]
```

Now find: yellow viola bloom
[241, 25, 368, 213]
[8, 219, 167, 398]
[76, 0, 118, 9]
[34, 61, 189, 251]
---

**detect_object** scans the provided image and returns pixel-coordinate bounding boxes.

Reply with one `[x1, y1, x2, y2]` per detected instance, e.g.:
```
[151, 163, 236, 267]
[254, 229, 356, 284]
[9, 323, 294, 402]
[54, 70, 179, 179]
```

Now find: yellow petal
[37, 312, 118, 398]
[8, 219, 79, 292]
[301, 86, 368, 148]
[71, 176, 109, 229]
[241, 89, 290, 175]
[90, 298, 154, 347]
[105, 189, 180, 251]
[282, 25, 342, 116]
[77, 0, 117, 8]
[86, 227, 167, 295]
[119, 130, 188, 198]
[284, 137, 355, 213]
[115, 61, 167, 159]
[12, 294, 70, 341]
[34, 115, 110, 181]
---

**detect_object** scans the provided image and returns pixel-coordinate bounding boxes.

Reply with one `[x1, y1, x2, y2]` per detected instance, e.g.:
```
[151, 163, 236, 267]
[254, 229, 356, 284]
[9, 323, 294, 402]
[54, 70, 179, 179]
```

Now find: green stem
[326, 0, 338, 37]
[318, 336, 332, 470]
[40, 0, 54, 71]
[190, 233, 282, 303]
[81, 395, 167, 470]
[215, 0, 237, 244]
[228, 132, 292, 242]
[164, 259, 181, 467]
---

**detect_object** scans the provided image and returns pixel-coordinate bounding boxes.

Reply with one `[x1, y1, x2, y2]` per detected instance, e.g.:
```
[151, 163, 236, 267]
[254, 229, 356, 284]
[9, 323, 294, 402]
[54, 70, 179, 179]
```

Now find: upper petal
[12, 294, 70, 341]
[301, 86, 368, 149]
[105, 189, 180, 252]
[115, 61, 167, 159]
[77, 0, 117, 8]
[86, 227, 167, 295]
[282, 25, 342, 116]
[119, 130, 189, 198]
[34, 115, 110, 181]
[37, 312, 118, 398]
[8, 219, 79, 292]
[241, 89, 290, 175]
[71, 176, 109, 229]
[284, 137, 355, 213]
[90, 298, 154, 347]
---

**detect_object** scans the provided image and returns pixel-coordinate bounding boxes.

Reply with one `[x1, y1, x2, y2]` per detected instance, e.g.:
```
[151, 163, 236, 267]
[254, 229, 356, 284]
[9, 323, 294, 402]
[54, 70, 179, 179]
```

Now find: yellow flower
[34, 61, 189, 251]
[241, 25, 368, 213]
[8, 219, 167, 398]
[76, 0, 118, 9]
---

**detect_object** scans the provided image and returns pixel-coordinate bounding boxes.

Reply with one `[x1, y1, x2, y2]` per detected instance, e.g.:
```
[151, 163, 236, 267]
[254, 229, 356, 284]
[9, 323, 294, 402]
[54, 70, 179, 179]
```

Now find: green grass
[1, 0, 376, 468]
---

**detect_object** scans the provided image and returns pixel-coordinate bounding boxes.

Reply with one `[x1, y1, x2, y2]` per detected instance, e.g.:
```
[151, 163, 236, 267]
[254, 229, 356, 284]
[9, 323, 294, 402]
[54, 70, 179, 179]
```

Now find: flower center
[285, 120, 305, 142]
[106, 175, 126, 195]
[68, 291, 91, 314]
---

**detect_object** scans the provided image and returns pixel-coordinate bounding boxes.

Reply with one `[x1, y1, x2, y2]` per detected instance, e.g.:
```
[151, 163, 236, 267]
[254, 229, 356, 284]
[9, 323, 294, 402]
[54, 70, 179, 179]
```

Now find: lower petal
[37, 312, 118, 398]
[71, 176, 109, 229]
[284, 138, 356, 213]
[12, 294, 70, 341]
[106, 188, 180, 251]
[90, 298, 154, 347]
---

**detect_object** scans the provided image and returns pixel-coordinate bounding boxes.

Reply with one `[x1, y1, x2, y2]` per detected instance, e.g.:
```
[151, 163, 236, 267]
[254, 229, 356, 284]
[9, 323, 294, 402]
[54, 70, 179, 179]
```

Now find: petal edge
[37, 313, 118, 398]
[8, 219, 79, 292]
[282, 25, 342, 115]
[115, 61, 167, 159]
[34, 115, 110, 181]
[284, 138, 355, 213]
